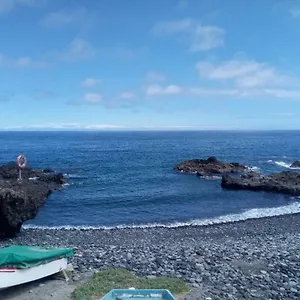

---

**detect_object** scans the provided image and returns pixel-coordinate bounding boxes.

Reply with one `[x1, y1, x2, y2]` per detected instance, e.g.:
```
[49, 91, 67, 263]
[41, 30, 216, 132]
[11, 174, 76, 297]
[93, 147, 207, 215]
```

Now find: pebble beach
[1, 213, 300, 300]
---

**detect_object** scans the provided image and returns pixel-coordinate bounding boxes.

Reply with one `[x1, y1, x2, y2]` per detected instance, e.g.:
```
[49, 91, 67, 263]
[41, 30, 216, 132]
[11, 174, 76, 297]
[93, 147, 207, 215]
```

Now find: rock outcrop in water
[0, 163, 65, 238]
[175, 156, 247, 177]
[291, 161, 300, 168]
[221, 171, 300, 196]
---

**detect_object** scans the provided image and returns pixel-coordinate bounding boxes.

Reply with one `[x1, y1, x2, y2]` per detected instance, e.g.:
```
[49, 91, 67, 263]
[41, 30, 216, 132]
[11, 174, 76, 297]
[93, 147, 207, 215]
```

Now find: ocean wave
[201, 175, 222, 180]
[23, 202, 300, 231]
[247, 166, 260, 172]
[64, 174, 89, 179]
[275, 161, 291, 168]
[275, 161, 300, 170]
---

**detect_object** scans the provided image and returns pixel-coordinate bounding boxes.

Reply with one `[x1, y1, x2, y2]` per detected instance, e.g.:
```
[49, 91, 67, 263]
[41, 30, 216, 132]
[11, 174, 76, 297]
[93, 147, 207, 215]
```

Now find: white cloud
[84, 124, 124, 130]
[146, 84, 183, 96]
[0, 0, 44, 14]
[3, 123, 125, 130]
[50, 38, 95, 62]
[41, 7, 87, 28]
[84, 93, 102, 103]
[146, 72, 166, 81]
[152, 18, 225, 51]
[0, 52, 47, 68]
[263, 89, 300, 98]
[119, 92, 136, 99]
[196, 59, 296, 89]
[2, 123, 239, 131]
[290, 6, 300, 18]
[81, 78, 100, 88]
[189, 87, 300, 99]
[189, 88, 239, 96]
[196, 60, 261, 80]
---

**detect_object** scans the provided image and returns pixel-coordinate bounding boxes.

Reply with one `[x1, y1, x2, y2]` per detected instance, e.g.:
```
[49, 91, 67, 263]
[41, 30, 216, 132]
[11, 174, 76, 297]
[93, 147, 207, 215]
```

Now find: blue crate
[101, 289, 176, 300]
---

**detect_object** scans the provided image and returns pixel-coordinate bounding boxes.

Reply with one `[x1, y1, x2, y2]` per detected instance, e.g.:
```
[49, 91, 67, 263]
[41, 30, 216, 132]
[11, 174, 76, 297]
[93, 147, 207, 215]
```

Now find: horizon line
[0, 128, 300, 132]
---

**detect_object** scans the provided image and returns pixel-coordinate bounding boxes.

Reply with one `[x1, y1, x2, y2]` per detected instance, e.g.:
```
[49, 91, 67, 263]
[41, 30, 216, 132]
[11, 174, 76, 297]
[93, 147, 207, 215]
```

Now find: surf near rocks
[291, 160, 300, 168]
[0, 162, 66, 238]
[175, 156, 247, 177]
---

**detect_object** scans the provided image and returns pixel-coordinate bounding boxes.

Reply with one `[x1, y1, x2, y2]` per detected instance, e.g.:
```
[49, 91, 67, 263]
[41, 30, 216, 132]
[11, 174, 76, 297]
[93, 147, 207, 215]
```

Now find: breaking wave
[275, 161, 292, 168]
[64, 174, 89, 179]
[275, 161, 300, 169]
[24, 201, 300, 231]
[247, 166, 260, 172]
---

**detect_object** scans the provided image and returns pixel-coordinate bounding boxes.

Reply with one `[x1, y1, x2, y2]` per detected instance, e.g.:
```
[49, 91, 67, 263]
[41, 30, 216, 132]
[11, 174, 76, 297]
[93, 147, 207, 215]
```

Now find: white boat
[0, 245, 73, 289]
[0, 258, 68, 289]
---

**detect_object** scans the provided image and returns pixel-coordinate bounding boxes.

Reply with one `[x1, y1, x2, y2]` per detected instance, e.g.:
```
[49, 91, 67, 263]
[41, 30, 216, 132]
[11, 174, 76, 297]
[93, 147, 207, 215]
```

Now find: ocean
[1, 130, 300, 229]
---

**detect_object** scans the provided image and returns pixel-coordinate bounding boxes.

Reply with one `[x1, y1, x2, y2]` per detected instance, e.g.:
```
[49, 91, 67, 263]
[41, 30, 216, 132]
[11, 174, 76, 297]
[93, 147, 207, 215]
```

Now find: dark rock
[175, 156, 247, 176]
[43, 168, 54, 173]
[221, 171, 300, 196]
[0, 163, 66, 238]
[291, 161, 300, 168]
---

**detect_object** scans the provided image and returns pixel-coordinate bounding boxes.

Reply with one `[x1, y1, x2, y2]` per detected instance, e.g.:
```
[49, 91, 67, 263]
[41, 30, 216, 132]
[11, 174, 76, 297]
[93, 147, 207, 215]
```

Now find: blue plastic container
[101, 289, 176, 300]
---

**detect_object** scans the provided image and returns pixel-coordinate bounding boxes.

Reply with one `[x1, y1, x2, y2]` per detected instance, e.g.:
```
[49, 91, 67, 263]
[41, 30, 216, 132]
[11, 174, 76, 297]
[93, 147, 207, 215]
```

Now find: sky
[1, 0, 300, 130]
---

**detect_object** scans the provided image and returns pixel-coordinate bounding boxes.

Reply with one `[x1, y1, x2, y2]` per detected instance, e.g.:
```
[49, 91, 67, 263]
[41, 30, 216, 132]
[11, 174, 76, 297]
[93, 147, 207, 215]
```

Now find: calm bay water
[1, 131, 300, 228]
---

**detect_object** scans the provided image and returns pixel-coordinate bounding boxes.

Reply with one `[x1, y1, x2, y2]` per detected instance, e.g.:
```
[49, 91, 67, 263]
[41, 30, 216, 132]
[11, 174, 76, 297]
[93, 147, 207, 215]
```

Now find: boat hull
[0, 258, 68, 289]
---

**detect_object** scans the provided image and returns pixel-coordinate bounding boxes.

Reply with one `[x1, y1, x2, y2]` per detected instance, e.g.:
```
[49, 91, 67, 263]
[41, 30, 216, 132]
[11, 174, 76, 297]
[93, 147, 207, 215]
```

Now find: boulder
[0, 163, 66, 238]
[221, 171, 300, 196]
[291, 161, 300, 168]
[175, 156, 247, 176]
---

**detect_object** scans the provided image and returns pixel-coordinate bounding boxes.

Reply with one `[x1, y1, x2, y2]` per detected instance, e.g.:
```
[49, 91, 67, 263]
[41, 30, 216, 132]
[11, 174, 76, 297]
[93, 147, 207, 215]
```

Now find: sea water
[0, 130, 299, 229]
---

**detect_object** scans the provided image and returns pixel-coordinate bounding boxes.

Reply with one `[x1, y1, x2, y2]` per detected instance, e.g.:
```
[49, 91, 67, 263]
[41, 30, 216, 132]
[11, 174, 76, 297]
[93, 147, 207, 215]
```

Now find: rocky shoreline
[1, 213, 300, 300]
[0, 163, 66, 237]
[176, 156, 300, 197]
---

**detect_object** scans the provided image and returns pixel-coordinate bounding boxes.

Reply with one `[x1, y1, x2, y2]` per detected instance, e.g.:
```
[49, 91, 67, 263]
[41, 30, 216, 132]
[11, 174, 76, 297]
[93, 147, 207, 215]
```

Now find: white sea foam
[64, 174, 88, 179]
[267, 160, 273, 163]
[23, 202, 300, 231]
[275, 161, 300, 169]
[275, 161, 291, 168]
[247, 166, 260, 172]
[29, 177, 39, 180]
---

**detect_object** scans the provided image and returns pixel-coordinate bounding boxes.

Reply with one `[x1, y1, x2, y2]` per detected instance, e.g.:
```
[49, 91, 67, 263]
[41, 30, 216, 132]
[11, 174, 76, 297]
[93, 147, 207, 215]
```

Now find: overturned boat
[0, 245, 73, 289]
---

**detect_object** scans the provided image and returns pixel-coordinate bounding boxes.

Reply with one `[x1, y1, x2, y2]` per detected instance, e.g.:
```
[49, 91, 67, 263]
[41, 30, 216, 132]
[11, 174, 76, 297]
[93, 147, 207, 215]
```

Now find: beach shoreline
[1, 213, 300, 299]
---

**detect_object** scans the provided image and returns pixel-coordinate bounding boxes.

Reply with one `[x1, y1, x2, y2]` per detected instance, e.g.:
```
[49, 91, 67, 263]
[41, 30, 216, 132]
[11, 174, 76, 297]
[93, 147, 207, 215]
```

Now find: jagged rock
[0, 163, 66, 238]
[175, 156, 247, 176]
[291, 161, 300, 168]
[221, 171, 300, 196]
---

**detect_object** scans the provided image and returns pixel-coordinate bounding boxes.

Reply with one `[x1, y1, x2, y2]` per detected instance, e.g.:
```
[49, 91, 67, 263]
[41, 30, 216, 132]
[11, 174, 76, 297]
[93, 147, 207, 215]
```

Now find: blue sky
[1, 0, 300, 130]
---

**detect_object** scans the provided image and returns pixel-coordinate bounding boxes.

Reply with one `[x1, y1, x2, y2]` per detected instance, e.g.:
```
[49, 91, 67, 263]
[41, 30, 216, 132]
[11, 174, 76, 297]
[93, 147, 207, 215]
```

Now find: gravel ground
[1, 213, 300, 299]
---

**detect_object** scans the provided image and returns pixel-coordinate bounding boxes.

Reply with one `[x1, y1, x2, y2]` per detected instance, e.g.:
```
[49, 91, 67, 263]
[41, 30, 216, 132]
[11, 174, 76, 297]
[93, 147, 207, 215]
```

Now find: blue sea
[1, 131, 300, 229]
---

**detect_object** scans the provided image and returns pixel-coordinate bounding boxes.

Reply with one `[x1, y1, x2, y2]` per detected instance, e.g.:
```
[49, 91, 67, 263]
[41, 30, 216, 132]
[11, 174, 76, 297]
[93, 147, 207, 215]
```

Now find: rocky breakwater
[0, 162, 65, 238]
[221, 171, 300, 197]
[175, 156, 247, 177]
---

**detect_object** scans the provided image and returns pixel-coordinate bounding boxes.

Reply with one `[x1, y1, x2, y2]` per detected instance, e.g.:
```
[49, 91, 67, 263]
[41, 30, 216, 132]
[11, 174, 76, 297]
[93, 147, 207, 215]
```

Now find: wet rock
[0, 163, 66, 238]
[175, 156, 247, 176]
[291, 161, 300, 168]
[221, 171, 300, 196]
